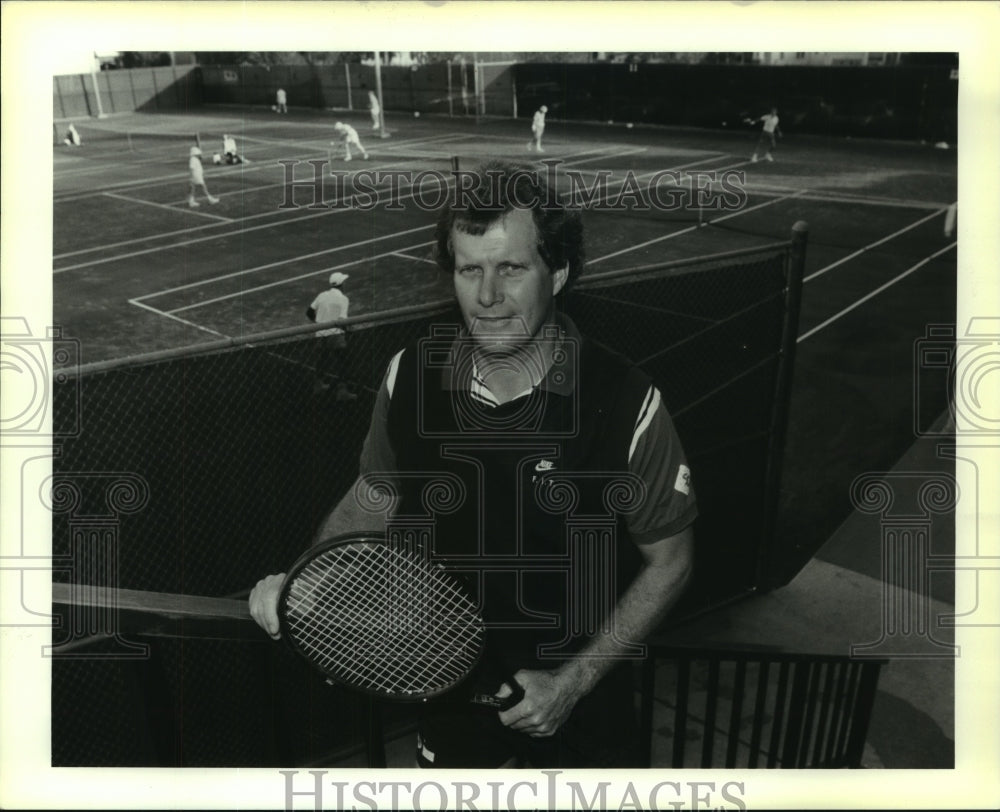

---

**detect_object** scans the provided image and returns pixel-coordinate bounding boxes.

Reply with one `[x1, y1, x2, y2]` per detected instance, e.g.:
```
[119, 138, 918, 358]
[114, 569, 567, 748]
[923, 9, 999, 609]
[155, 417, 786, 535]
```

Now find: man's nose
[477, 271, 504, 307]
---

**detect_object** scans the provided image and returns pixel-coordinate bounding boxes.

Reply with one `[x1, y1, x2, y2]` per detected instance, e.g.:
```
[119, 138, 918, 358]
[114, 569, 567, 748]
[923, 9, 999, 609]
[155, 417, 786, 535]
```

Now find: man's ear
[552, 264, 569, 297]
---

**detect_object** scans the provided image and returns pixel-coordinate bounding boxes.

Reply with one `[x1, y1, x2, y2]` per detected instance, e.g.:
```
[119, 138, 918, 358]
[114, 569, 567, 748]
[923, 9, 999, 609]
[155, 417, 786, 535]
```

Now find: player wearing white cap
[528, 105, 548, 153]
[187, 146, 219, 208]
[308, 272, 351, 336]
[307, 272, 355, 398]
[332, 122, 370, 162]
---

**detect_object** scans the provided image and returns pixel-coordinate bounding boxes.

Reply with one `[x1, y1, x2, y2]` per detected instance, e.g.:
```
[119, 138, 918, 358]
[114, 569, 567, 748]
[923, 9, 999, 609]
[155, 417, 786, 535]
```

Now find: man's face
[451, 208, 568, 353]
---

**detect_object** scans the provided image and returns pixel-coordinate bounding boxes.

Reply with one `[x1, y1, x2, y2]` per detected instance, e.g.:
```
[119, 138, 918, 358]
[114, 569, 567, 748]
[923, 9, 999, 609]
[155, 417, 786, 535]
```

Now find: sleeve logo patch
[674, 465, 691, 496]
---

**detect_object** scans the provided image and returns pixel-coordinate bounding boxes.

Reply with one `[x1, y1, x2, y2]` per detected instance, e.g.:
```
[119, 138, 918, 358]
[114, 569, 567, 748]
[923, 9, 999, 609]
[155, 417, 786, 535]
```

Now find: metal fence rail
[639, 645, 887, 768]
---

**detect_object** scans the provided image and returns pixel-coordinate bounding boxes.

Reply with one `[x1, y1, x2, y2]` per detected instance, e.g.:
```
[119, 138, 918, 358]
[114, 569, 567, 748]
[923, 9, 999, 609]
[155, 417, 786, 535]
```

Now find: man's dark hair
[434, 160, 584, 293]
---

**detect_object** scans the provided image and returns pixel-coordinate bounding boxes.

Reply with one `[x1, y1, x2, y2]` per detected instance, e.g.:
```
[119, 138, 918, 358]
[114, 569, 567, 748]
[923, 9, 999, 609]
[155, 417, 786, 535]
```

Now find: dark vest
[385, 323, 653, 668]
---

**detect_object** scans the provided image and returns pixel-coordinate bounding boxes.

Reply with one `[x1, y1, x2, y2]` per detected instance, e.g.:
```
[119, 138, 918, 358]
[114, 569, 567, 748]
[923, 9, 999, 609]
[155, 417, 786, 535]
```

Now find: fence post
[55, 77, 66, 120]
[128, 68, 138, 111]
[150, 67, 160, 112]
[446, 60, 453, 116]
[80, 74, 93, 117]
[374, 51, 388, 138]
[756, 221, 808, 590]
[345, 62, 352, 110]
[90, 68, 107, 117]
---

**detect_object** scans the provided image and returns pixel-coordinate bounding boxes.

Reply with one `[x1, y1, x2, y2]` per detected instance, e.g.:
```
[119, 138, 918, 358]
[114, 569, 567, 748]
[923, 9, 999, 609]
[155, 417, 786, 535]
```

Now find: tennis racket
[278, 532, 524, 710]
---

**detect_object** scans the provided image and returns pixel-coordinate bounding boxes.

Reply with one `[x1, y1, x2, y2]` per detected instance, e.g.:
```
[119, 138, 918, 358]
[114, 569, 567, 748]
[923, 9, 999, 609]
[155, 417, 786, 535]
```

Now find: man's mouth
[471, 316, 525, 333]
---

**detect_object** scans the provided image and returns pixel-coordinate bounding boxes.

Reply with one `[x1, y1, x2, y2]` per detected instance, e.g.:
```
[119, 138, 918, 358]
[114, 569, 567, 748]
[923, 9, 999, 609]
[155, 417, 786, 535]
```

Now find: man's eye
[458, 266, 482, 276]
[499, 265, 526, 277]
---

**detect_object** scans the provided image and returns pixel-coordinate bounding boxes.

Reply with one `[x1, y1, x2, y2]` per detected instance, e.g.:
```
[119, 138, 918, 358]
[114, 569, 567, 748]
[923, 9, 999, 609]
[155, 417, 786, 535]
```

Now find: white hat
[334, 121, 345, 131]
[329, 272, 349, 286]
[190, 146, 202, 157]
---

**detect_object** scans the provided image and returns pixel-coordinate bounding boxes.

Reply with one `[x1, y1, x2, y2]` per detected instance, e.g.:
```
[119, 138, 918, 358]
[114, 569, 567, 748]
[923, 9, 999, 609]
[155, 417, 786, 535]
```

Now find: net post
[447, 59, 454, 117]
[756, 220, 808, 590]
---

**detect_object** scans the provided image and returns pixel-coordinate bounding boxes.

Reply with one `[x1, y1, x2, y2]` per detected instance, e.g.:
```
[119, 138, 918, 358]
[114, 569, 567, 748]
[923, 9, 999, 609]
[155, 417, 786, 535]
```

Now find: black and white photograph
[1, 2, 998, 810]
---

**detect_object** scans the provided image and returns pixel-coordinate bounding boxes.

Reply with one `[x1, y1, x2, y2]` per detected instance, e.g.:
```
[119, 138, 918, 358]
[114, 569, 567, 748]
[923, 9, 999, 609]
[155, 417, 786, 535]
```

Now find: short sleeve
[358, 350, 403, 475]
[626, 386, 697, 544]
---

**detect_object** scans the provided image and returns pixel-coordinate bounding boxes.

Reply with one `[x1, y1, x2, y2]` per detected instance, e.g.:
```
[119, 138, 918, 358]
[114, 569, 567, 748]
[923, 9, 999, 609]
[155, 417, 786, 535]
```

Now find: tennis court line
[559, 153, 740, 186]
[54, 149, 325, 204]
[586, 160, 789, 266]
[56, 143, 632, 272]
[156, 153, 753, 315]
[55, 152, 457, 262]
[164, 239, 438, 314]
[745, 183, 948, 212]
[133, 224, 436, 302]
[237, 131, 470, 153]
[130, 297, 231, 339]
[103, 192, 235, 223]
[156, 149, 476, 208]
[797, 242, 957, 343]
[392, 252, 437, 265]
[573, 289, 718, 324]
[56, 168, 448, 273]
[804, 208, 947, 283]
[53, 132, 467, 204]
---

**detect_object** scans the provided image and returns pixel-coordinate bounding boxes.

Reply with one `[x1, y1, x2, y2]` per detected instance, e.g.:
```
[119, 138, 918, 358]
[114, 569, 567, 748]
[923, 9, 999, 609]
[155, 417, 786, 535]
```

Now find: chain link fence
[51, 226, 806, 765]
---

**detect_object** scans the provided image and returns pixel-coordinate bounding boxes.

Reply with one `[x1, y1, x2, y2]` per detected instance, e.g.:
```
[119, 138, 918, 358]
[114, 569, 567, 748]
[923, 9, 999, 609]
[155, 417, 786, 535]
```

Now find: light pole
[374, 51, 389, 138]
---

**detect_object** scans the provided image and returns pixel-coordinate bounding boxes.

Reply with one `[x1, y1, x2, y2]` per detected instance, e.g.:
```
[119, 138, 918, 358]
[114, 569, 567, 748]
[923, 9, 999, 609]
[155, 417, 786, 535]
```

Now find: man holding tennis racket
[250, 160, 695, 767]
[749, 106, 782, 162]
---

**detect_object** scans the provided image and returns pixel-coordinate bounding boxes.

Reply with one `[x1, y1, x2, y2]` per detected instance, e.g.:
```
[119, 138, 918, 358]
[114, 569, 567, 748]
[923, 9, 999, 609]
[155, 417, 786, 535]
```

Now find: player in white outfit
[307, 272, 355, 399]
[750, 108, 781, 162]
[221, 134, 244, 165]
[368, 90, 381, 130]
[527, 105, 547, 152]
[332, 122, 370, 162]
[275, 88, 288, 114]
[63, 123, 82, 146]
[187, 146, 219, 208]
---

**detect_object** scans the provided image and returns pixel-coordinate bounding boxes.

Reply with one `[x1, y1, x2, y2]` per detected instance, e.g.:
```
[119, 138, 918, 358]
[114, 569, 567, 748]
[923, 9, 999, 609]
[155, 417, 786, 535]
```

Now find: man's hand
[248, 573, 285, 639]
[496, 669, 583, 738]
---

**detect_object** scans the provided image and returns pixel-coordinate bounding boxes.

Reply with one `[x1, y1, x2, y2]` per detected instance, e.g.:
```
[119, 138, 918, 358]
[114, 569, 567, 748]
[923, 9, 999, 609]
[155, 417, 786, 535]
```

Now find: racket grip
[472, 675, 525, 710]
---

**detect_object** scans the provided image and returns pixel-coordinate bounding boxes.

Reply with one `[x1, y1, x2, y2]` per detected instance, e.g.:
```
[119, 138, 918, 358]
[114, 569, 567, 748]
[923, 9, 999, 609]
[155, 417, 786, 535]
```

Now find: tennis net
[53, 122, 201, 154]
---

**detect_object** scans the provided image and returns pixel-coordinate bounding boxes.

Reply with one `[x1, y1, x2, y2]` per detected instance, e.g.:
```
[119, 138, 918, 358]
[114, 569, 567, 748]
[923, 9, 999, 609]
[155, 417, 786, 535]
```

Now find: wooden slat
[51, 582, 260, 644]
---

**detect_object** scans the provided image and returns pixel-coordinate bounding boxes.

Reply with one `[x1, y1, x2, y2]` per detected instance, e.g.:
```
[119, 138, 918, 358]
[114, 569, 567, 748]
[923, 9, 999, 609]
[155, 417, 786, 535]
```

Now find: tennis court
[53, 106, 957, 582]
[49, 106, 957, 767]
[53, 109, 955, 361]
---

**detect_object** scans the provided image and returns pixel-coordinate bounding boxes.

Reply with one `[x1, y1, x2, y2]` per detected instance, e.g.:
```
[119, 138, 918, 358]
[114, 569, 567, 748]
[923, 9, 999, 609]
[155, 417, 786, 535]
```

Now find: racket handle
[471, 675, 525, 710]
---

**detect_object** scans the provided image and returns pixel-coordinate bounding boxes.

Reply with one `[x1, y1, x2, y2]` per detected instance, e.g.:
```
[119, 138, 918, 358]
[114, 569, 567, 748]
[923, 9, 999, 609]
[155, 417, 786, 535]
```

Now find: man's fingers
[248, 573, 285, 639]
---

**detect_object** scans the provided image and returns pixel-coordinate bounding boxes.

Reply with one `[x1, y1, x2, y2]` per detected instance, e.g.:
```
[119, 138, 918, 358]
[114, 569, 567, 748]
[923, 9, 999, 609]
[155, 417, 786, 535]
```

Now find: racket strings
[285, 543, 484, 697]
[297, 554, 472, 688]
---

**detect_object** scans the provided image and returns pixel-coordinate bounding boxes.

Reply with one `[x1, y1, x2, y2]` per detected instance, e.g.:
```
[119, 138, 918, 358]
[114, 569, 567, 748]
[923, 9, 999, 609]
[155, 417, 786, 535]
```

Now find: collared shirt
[360, 315, 697, 544]
[310, 287, 349, 336]
[188, 155, 204, 184]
